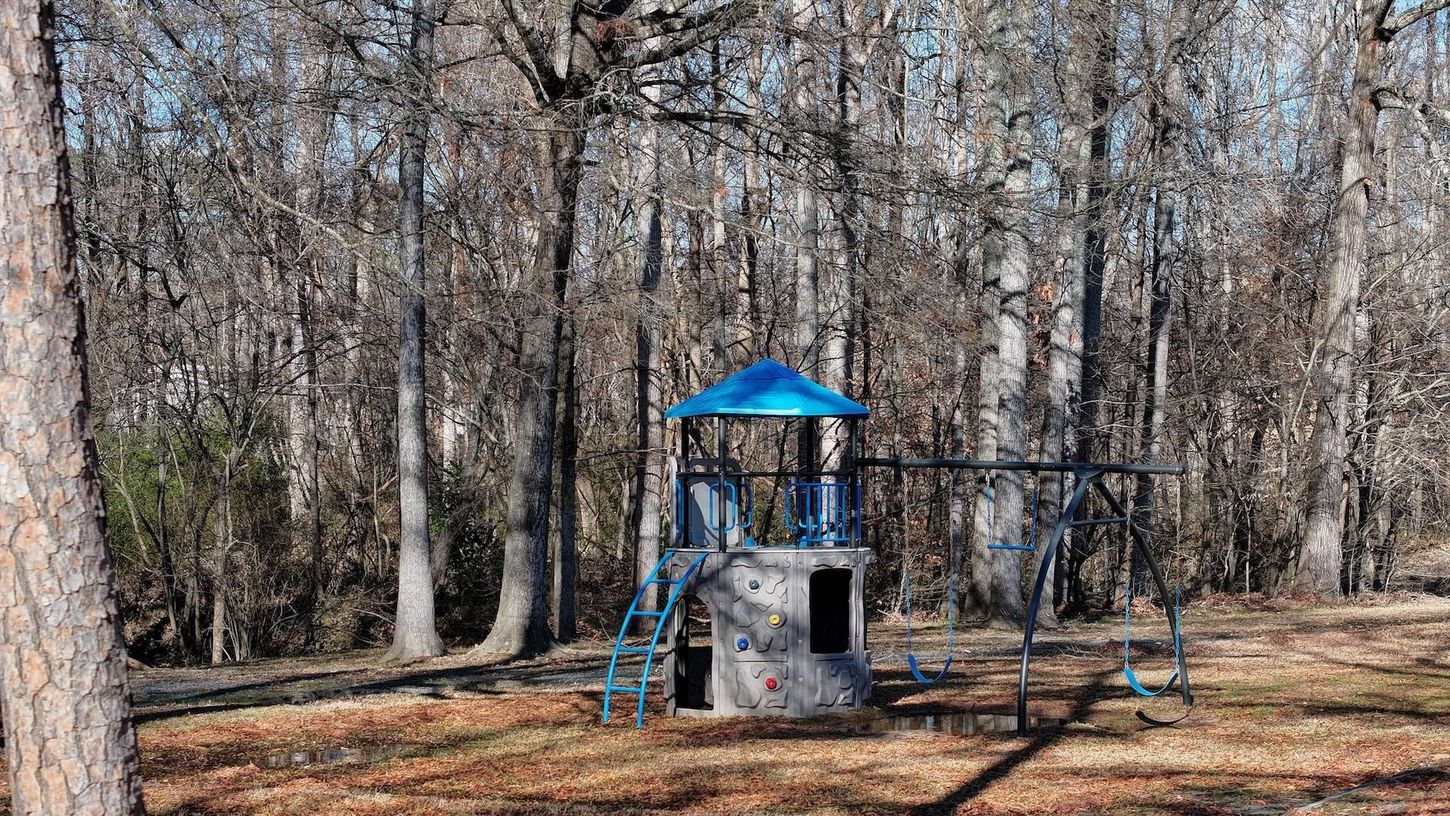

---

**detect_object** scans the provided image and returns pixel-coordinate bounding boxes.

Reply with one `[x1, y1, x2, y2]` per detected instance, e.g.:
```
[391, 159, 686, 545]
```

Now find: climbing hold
[767, 613, 783, 628]
[764, 676, 780, 691]
[748, 578, 760, 591]
[736, 636, 750, 651]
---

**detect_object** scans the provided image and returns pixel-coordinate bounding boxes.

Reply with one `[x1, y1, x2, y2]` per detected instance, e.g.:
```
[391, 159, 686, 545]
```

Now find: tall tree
[632, 11, 667, 628]
[480, 0, 759, 657]
[1296, 0, 1450, 595]
[974, 0, 1035, 627]
[1036, 0, 1117, 626]
[789, 0, 821, 373]
[387, 0, 446, 662]
[1129, 0, 1198, 595]
[0, 0, 146, 810]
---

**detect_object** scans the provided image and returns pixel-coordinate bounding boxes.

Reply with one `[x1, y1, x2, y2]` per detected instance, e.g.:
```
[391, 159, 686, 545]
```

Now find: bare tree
[973, 0, 1035, 627]
[388, 0, 446, 662]
[632, 11, 667, 628]
[1296, 0, 1450, 595]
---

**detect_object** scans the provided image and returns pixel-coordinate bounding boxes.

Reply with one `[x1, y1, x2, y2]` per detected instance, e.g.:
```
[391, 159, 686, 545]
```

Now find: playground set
[603, 359, 1193, 734]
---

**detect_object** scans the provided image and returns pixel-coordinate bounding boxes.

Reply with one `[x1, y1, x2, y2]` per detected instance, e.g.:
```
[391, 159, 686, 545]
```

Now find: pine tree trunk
[386, 0, 444, 662]
[0, 2, 147, 810]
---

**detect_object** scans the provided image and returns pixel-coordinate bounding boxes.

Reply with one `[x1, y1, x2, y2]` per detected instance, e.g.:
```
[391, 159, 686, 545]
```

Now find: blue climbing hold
[736, 636, 750, 651]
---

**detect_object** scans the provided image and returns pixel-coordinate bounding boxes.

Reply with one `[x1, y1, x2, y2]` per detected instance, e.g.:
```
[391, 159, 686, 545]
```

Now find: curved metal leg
[1016, 470, 1099, 735]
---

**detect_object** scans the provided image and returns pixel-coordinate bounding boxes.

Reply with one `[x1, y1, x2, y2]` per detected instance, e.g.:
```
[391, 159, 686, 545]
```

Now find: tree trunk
[1297, 0, 1400, 596]
[977, 0, 1034, 627]
[738, 43, 766, 357]
[479, 119, 583, 658]
[553, 314, 579, 642]
[1131, 0, 1190, 597]
[633, 55, 666, 630]
[789, 0, 820, 373]
[0, 2, 146, 810]
[386, 0, 445, 662]
[211, 460, 233, 665]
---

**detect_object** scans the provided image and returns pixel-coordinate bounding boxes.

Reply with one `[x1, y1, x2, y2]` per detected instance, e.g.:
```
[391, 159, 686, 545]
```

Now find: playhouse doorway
[674, 595, 713, 710]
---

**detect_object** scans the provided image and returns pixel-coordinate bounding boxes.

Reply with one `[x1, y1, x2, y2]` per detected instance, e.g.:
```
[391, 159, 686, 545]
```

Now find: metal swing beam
[857, 457, 1193, 735]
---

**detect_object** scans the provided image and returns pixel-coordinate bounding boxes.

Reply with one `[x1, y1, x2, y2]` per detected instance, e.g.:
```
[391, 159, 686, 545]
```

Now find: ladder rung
[607, 685, 644, 694]
[649, 577, 681, 585]
[615, 646, 652, 654]
[987, 544, 1036, 552]
[1070, 517, 1130, 527]
[632, 610, 665, 617]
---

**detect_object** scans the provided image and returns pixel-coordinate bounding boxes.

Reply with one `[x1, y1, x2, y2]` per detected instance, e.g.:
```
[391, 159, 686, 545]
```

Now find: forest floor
[4, 595, 1448, 815]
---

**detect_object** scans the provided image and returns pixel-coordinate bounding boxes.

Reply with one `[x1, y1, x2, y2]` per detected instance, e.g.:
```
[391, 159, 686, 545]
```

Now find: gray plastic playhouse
[603, 359, 873, 725]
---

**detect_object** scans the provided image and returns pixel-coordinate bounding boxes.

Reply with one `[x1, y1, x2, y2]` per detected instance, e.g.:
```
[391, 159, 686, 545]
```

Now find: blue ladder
[602, 549, 711, 727]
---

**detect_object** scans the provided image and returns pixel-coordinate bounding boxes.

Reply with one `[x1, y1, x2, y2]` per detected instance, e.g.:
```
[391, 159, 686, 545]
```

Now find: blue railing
[785, 481, 859, 547]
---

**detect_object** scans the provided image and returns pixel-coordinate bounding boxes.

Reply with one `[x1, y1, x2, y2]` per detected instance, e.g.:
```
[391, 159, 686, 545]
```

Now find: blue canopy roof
[665, 359, 870, 419]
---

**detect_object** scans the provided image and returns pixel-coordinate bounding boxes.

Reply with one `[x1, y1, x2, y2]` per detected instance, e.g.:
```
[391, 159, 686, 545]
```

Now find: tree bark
[789, 0, 821, 373]
[1296, 0, 1424, 595]
[0, 2, 146, 810]
[386, 0, 445, 662]
[1130, 0, 1191, 597]
[632, 47, 666, 630]
[976, 0, 1034, 627]
[552, 313, 579, 642]
[479, 119, 582, 658]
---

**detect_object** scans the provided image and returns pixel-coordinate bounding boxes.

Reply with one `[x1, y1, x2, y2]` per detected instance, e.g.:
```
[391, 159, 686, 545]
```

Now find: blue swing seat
[903, 564, 958, 685]
[1123, 586, 1184, 697]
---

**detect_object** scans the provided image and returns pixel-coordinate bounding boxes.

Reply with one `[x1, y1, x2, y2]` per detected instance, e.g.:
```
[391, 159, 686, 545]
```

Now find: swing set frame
[858, 457, 1195, 736]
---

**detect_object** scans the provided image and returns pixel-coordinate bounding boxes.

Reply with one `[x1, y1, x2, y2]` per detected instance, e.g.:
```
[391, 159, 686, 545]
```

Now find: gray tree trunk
[789, 0, 820, 373]
[1035, 0, 1113, 627]
[1297, 0, 1442, 594]
[292, 18, 331, 647]
[1297, 2, 1374, 595]
[553, 314, 579, 641]
[976, 0, 1034, 627]
[633, 62, 666, 629]
[0, 2, 147, 810]
[386, 0, 445, 662]
[1130, 0, 1192, 597]
[479, 120, 584, 658]
[1065, 0, 1115, 612]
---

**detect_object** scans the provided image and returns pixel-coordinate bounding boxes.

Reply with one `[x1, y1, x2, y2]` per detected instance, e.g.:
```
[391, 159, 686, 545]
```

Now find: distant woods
[58, 0, 1450, 664]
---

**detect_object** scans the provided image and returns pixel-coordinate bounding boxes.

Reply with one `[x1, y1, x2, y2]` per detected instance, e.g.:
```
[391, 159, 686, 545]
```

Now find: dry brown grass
[2, 597, 1446, 815]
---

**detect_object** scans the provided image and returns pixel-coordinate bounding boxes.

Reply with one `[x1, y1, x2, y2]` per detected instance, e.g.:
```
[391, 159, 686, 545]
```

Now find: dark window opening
[810, 569, 852, 654]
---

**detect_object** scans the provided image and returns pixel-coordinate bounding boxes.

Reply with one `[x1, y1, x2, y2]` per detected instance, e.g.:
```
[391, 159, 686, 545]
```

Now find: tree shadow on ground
[906, 668, 1124, 815]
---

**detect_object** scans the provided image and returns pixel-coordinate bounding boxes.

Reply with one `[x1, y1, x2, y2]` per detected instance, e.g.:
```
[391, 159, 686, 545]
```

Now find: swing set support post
[1015, 470, 1193, 736]
[1016, 470, 1097, 734]
[856, 456, 1190, 735]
